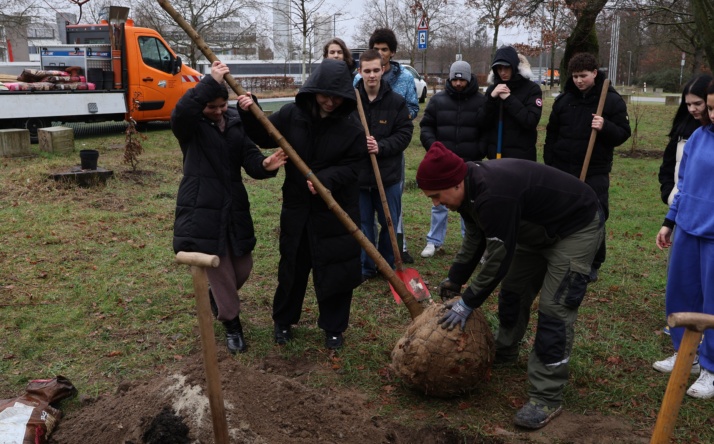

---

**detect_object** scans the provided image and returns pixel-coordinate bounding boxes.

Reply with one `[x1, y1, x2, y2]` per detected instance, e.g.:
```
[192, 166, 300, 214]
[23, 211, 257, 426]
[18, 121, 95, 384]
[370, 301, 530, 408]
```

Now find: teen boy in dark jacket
[354, 49, 414, 280]
[476, 45, 542, 160]
[544, 52, 630, 281]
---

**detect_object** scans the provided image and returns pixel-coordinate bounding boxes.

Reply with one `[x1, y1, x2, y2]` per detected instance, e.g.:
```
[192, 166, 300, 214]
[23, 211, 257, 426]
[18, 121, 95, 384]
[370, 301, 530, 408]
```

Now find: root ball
[390, 302, 495, 397]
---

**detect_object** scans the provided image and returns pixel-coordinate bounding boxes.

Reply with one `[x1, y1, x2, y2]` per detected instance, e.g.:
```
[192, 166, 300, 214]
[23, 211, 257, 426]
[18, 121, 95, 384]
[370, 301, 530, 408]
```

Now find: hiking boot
[513, 400, 562, 429]
[588, 267, 599, 283]
[222, 317, 247, 354]
[652, 352, 700, 374]
[687, 369, 714, 399]
[401, 250, 414, 264]
[420, 243, 440, 258]
[274, 323, 292, 345]
[325, 331, 344, 350]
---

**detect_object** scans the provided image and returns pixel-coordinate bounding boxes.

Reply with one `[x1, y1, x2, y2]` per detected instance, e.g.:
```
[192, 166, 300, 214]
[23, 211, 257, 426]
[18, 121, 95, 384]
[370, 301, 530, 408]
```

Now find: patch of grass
[1, 99, 710, 442]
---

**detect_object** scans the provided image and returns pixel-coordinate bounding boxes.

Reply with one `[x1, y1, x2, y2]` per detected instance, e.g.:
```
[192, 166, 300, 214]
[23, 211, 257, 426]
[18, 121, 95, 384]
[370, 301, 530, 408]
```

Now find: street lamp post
[627, 50, 632, 87]
[333, 12, 343, 38]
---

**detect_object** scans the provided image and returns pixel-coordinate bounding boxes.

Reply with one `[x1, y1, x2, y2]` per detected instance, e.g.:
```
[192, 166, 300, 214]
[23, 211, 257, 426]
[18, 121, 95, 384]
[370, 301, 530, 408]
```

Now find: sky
[323, 0, 531, 51]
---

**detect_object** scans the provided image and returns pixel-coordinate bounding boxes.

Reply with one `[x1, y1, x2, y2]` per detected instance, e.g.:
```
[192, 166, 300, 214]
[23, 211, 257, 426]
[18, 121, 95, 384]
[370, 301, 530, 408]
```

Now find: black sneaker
[325, 331, 344, 350]
[222, 317, 247, 354]
[274, 323, 292, 345]
[588, 267, 599, 283]
[514, 400, 562, 429]
[401, 250, 414, 264]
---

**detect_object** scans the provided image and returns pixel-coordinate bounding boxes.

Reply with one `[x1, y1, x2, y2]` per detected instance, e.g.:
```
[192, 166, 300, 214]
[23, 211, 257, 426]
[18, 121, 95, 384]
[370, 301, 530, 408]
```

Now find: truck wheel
[419, 87, 427, 103]
[22, 118, 49, 143]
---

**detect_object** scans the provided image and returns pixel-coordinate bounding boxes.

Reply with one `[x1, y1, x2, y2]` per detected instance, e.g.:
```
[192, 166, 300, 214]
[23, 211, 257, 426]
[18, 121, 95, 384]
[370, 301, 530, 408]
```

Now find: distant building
[272, 0, 292, 60]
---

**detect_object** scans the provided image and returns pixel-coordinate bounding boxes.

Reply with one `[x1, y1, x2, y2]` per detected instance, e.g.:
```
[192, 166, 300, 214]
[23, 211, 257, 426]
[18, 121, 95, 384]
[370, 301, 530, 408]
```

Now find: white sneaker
[420, 243, 439, 258]
[652, 352, 700, 374]
[687, 369, 714, 399]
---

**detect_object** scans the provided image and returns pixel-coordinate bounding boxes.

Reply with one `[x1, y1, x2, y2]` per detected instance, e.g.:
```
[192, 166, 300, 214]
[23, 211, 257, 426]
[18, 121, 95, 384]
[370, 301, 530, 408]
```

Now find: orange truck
[0, 11, 201, 141]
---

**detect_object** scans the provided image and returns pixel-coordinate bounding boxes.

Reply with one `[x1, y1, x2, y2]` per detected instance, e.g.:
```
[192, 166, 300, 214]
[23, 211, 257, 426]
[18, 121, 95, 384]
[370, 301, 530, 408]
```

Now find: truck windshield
[138, 36, 173, 74]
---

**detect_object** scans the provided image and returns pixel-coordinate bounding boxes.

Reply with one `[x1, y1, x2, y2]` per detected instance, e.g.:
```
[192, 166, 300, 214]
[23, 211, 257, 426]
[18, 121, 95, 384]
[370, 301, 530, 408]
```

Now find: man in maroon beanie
[416, 142, 604, 430]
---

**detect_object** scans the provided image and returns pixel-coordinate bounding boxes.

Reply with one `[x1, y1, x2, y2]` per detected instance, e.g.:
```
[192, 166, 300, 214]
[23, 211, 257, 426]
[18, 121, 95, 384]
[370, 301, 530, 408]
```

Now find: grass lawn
[1, 96, 712, 442]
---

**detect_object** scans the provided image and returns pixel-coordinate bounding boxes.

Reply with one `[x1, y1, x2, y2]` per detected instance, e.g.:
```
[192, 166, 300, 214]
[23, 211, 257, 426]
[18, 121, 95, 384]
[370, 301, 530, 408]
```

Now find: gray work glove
[438, 278, 462, 302]
[439, 299, 474, 331]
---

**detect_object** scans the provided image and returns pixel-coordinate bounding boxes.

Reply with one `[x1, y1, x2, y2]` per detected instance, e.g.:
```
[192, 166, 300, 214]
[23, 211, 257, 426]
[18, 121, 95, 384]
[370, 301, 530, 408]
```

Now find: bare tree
[467, 0, 519, 60]
[691, 0, 713, 70]
[520, 0, 573, 85]
[270, 0, 332, 83]
[356, 0, 466, 67]
[131, 0, 262, 69]
[0, 0, 42, 62]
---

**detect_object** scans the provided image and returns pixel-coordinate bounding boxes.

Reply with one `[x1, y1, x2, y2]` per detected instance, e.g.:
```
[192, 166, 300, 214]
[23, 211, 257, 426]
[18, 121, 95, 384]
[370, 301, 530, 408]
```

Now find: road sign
[418, 30, 428, 50]
[417, 16, 428, 30]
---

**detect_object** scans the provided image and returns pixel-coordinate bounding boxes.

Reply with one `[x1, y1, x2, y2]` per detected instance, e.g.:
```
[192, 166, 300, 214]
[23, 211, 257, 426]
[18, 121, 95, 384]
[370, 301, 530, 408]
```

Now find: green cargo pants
[494, 212, 604, 406]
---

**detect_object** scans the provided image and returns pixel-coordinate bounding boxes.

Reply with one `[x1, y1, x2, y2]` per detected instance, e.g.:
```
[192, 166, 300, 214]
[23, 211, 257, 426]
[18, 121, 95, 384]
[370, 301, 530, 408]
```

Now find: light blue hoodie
[666, 124, 714, 239]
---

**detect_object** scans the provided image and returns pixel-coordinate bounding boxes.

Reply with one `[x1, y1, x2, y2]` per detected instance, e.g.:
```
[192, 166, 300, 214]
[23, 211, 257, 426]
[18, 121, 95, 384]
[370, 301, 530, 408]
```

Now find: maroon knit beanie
[416, 142, 467, 190]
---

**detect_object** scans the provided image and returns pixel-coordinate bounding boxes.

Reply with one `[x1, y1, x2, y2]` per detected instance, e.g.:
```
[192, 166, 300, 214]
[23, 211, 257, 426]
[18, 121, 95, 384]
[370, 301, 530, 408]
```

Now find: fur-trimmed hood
[487, 47, 534, 84]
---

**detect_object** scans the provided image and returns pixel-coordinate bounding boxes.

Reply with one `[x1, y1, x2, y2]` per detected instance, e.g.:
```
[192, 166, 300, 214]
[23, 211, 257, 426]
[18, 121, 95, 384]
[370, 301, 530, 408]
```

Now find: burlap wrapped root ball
[391, 301, 495, 397]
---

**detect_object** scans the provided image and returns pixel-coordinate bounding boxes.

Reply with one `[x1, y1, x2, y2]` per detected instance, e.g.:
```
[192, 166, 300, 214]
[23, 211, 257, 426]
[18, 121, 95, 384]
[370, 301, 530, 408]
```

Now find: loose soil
[49, 348, 649, 443]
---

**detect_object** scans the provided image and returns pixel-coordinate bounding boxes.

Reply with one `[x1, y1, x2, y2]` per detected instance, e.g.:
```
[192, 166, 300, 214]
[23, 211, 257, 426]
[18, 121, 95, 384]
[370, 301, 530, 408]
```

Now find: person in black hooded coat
[172, 60, 287, 354]
[237, 58, 367, 350]
[476, 45, 542, 161]
[544, 52, 631, 281]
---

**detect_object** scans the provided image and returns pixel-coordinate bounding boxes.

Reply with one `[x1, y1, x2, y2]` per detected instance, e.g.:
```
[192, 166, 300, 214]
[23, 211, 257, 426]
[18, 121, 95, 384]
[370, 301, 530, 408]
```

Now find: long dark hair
[322, 38, 355, 73]
[669, 74, 712, 138]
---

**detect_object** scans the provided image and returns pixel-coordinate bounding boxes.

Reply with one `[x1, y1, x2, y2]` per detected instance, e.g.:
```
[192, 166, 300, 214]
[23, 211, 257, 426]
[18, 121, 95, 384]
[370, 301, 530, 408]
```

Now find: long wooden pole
[157, 0, 423, 320]
[579, 78, 610, 181]
[354, 89, 403, 272]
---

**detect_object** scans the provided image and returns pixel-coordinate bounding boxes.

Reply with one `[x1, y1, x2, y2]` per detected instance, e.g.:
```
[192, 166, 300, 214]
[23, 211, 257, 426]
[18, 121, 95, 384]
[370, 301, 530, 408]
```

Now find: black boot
[222, 316, 247, 354]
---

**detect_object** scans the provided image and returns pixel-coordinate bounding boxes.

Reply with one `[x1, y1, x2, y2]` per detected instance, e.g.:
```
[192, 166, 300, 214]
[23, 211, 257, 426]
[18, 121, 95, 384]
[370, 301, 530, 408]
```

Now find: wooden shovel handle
[354, 89, 404, 272]
[158, 0, 423, 320]
[668, 312, 714, 332]
[579, 79, 610, 181]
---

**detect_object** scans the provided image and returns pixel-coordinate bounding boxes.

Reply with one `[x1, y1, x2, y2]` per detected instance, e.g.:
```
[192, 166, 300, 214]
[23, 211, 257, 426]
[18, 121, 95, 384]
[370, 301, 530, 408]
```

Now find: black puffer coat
[477, 46, 542, 160]
[544, 71, 631, 177]
[420, 74, 486, 161]
[355, 78, 413, 187]
[172, 75, 276, 256]
[240, 59, 367, 298]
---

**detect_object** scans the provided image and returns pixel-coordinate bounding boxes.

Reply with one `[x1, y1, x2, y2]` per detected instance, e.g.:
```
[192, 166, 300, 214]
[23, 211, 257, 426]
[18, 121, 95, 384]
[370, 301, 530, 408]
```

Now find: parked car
[402, 64, 428, 103]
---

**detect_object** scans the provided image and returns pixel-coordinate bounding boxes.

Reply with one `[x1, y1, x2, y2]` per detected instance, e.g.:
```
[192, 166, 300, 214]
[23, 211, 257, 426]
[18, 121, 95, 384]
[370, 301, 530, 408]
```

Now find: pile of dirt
[49, 349, 649, 443]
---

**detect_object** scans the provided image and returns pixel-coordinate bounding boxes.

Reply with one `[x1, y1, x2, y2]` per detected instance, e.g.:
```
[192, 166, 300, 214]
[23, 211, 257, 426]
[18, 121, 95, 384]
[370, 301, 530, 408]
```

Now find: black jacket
[450, 160, 600, 309]
[172, 75, 276, 256]
[355, 78, 413, 187]
[658, 118, 701, 204]
[477, 46, 542, 160]
[240, 59, 367, 297]
[544, 71, 631, 177]
[420, 75, 486, 161]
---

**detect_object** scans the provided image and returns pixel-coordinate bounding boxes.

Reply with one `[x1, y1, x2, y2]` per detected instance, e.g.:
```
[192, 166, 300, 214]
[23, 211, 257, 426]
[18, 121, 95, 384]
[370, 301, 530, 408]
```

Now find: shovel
[354, 89, 430, 303]
[651, 312, 714, 444]
[157, 0, 425, 321]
